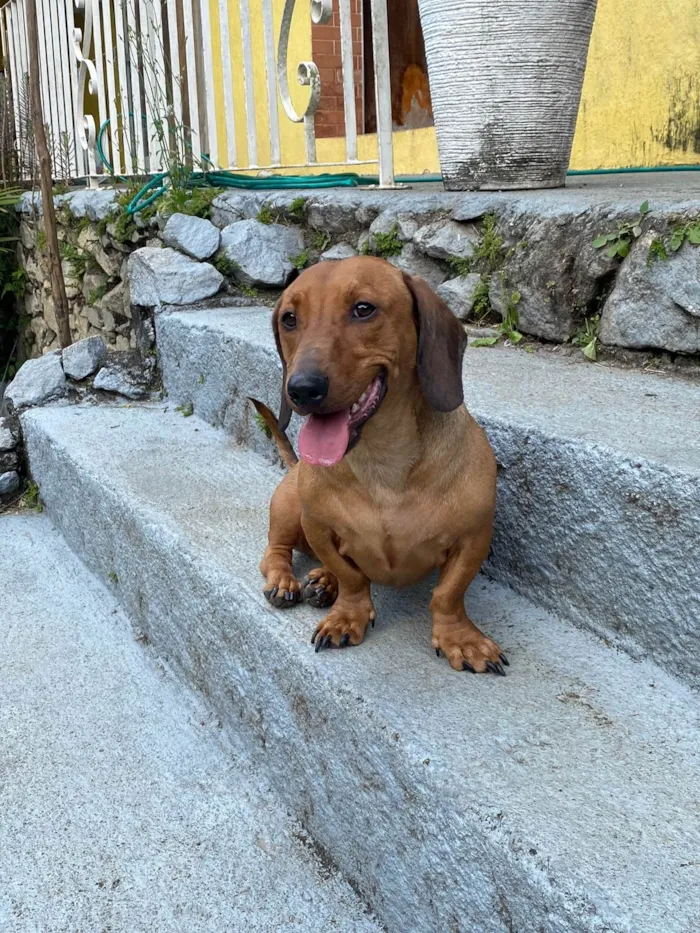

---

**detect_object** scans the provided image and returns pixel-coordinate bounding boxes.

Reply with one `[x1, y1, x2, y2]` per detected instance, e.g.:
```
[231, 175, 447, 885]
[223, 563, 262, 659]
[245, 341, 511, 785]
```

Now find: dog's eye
[281, 310, 297, 330]
[351, 302, 376, 320]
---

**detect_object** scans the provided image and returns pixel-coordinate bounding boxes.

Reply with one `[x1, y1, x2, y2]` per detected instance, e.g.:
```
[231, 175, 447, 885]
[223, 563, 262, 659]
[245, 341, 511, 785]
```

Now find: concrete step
[0, 512, 383, 933]
[156, 306, 700, 689]
[22, 402, 700, 933]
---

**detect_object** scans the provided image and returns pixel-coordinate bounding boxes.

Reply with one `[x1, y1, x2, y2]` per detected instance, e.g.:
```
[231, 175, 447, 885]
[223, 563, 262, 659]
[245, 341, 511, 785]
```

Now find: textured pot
[417, 0, 598, 190]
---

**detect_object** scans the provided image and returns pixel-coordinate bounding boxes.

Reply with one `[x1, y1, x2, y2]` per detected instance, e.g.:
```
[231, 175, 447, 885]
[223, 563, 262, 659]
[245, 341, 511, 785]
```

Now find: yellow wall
[210, 0, 700, 177]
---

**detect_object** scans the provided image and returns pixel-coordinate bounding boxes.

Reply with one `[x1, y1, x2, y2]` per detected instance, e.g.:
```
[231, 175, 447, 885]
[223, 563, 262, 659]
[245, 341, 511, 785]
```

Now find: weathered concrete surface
[157, 308, 700, 687]
[22, 404, 700, 933]
[0, 513, 382, 933]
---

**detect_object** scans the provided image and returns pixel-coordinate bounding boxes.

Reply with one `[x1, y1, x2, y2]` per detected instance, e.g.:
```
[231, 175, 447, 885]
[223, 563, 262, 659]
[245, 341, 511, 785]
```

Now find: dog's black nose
[287, 371, 329, 409]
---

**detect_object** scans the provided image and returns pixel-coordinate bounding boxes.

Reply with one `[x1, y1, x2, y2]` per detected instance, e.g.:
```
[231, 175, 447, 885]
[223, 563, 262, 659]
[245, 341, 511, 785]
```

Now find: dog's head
[272, 256, 466, 466]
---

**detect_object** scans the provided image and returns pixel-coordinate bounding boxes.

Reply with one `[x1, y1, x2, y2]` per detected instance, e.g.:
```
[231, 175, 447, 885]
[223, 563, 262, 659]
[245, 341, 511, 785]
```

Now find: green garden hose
[96, 118, 700, 217]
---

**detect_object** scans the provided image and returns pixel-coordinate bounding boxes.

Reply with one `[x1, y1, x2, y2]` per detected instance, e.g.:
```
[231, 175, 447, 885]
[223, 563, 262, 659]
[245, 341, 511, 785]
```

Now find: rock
[217, 220, 304, 287]
[6, 351, 66, 410]
[600, 233, 700, 353]
[128, 247, 223, 307]
[369, 210, 419, 243]
[20, 220, 36, 250]
[86, 305, 102, 329]
[82, 270, 109, 304]
[437, 273, 483, 320]
[388, 243, 448, 290]
[101, 308, 117, 333]
[62, 336, 107, 380]
[414, 220, 480, 260]
[0, 418, 17, 451]
[307, 197, 360, 234]
[319, 243, 358, 262]
[60, 260, 82, 299]
[64, 189, 119, 222]
[0, 471, 20, 496]
[0, 450, 18, 472]
[101, 281, 131, 320]
[163, 213, 221, 260]
[93, 359, 149, 400]
[489, 207, 621, 342]
[77, 225, 102, 252]
[93, 242, 121, 278]
[209, 192, 259, 228]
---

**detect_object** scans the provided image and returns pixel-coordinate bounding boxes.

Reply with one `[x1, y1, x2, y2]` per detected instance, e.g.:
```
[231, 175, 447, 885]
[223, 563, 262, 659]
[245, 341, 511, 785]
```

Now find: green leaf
[582, 338, 598, 361]
[470, 336, 499, 347]
[510, 290, 521, 304]
[616, 240, 630, 258]
[606, 244, 619, 259]
[593, 235, 608, 248]
[632, 225, 642, 238]
[688, 226, 700, 245]
[670, 230, 685, 251]
[507, 330, 523, 345]
[640, 200, 650, 215]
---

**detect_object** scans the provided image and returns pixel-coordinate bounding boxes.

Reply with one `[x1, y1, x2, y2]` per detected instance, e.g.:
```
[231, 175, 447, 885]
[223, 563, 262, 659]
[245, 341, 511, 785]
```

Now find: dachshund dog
[252, 256, 507, 675]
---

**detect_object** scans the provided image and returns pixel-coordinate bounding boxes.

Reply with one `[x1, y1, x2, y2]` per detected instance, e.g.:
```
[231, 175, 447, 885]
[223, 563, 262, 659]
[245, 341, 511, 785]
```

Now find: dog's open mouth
[298, 370, 387, 467]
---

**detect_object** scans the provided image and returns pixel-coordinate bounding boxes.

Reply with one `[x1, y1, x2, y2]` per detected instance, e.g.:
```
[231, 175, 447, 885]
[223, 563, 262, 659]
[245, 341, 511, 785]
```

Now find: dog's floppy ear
[403, 273, 466, 412]
[272, 299, 292, 431]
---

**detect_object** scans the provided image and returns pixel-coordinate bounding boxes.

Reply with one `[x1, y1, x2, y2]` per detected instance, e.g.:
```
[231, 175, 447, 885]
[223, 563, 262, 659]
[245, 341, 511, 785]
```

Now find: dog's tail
[248, 398, 298, 469]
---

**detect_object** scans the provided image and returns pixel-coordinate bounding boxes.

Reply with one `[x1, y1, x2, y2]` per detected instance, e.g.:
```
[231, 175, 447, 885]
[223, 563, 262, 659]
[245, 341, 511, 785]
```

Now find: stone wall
[15, 182, 700, 367]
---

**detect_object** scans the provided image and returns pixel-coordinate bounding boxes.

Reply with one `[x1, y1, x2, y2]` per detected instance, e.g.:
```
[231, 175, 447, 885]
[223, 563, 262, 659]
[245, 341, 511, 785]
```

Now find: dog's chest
[333, 488, 451, 586]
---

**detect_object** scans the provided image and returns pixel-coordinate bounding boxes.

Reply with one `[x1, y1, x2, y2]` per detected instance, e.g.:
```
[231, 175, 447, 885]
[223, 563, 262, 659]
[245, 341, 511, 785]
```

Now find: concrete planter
[417, 0, 598, 190]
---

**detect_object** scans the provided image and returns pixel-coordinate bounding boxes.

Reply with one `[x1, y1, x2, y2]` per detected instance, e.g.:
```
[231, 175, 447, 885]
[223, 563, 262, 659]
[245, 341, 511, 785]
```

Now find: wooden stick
[25, 0, 71, 349]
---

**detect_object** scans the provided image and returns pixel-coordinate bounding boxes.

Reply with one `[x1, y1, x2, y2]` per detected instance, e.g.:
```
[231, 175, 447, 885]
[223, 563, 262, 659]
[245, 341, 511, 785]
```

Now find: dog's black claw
[462, 661, 476, 673]
[285, 590, 296, 601]
[314, 636, 323, 653]
[339, 633, 350, 648]
[371, 618, 375, 629]
[311, 626, 320, 645]
[486, 661, 506, 676]
[499, 653, 510, 667]
[436, 648, 441, 658]
[265, 586, 278, 600]
[323, 635, 332, 649]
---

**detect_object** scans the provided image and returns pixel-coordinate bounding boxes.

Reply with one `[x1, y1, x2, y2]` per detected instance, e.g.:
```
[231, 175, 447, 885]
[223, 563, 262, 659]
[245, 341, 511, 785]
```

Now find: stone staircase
[18, 302, 700, 933]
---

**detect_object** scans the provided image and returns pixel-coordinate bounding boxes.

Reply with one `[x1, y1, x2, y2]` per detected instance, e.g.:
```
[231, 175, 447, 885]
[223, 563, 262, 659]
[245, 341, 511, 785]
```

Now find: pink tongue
[299, 410, 351, 466]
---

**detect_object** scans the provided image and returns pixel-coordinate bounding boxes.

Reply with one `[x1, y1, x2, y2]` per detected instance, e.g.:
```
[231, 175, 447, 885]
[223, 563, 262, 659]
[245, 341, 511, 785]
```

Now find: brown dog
[253, 256, 506, 674]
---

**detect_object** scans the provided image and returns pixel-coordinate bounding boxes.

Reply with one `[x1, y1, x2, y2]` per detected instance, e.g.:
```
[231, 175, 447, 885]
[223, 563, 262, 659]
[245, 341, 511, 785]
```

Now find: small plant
[239, 283, 259, 298]
[36, 229, 46, 250]
[572, 314, 601, 361]
[471, 289, 522, 347]
[593, 201, 650, 259]
[96, 217, 110, 237]
[290, 249, 309, 270]
[447, 255, 472, 277]
[213, 253, 240, 278]
[159, 185, 223, 220]
[257, 204, 274, 225]
[311, 230, 331, 252]
[76, 216, 92, 235]
[176, 401, 194, 417]
[669, 218, 700, 252]
[646, 237, 668, 266]
[107, 571, 119, 584]
[87, 284, 107, 306]
[21, 481, 42, 512]
[471, 278, 491, 324]
[59, 242, 89, 278]
[367, 225, 403, 259]
[2, 267, 27, 299]
[197, 373, 205, 384]
[288, 197, 306, 222]
[52, 182, 70, 196]
[254, 411, 272, 438]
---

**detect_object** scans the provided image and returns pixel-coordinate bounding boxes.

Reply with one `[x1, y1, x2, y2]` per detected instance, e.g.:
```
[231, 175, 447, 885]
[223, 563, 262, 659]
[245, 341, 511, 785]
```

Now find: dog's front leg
[430, 532, 508, 674]
[303, 517, 375, 650]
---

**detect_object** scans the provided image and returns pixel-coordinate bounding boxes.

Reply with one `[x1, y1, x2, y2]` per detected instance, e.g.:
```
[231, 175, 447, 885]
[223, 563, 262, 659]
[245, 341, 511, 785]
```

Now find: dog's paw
[432, 625, 508, 675]
[311, 601, 376, 651]
[301, 568, 339, 608]
[263, 570, 302, 609]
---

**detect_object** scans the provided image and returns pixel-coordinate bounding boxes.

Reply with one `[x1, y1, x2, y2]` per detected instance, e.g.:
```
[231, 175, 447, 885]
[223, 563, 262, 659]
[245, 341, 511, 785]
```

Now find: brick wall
[311, 1, 364, 139]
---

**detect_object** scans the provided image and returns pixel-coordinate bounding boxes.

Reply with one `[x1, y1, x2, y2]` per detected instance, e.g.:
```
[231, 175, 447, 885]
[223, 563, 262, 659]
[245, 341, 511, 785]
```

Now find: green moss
[59, 242, 89, 278]
[369, 225, 403, 259]
[254, 411, 272, 438]
[212, 253, 240, 278]
[288, 197, 307, 222]
[257, 204, 274, 225]
[311, 230, 331, 252]
[87, 284, 107, 306]
[175, 401, 194, 417]
[239, 283, 259, 298]
[290, 249, 310, 270]
[471, 278, 491, 323]
[36, 229, 47, 250]
[21, 481, 42, 512]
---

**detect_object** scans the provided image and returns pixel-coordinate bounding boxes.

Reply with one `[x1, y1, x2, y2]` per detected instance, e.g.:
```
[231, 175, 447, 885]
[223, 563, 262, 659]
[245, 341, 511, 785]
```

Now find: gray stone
[600, 233, 700, 353]
[307, 196, 361, 234]
[0, 513, 383, 933]
[413, 219, 479, 260]
[22, 400, 700, 933]
[20, 219, 36, 250]
[93, 360, 149, 399]
[369, 210, 420, 243]
[157, 306, 700, 689]
[62, 336, 107, 381]
[0, 418, 16, 451]
[60, 260, 82, 299]
[101, 280, 131, 321]
[82, 270, 109, 304]
[209, 192, 263, 228]
[217, 220, 304, 288]
[128, 247, 223, 307]
[6, 350, 66, 410]
[437, 273, 483, 320]
[387, 243, 447, 290]
[0, 470, 20, 495]
[0, 450, 18, 473]
[319, 243, 358, 262]
[64, 189, 119, 221]
[163, 213, 221, 260]
[77, 225, 101, 253]
[93, 242, 121, 278]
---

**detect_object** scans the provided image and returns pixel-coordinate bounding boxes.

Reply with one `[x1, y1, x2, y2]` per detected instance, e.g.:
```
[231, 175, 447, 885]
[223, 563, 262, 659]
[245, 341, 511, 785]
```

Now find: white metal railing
[0, 0, 395, 186]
